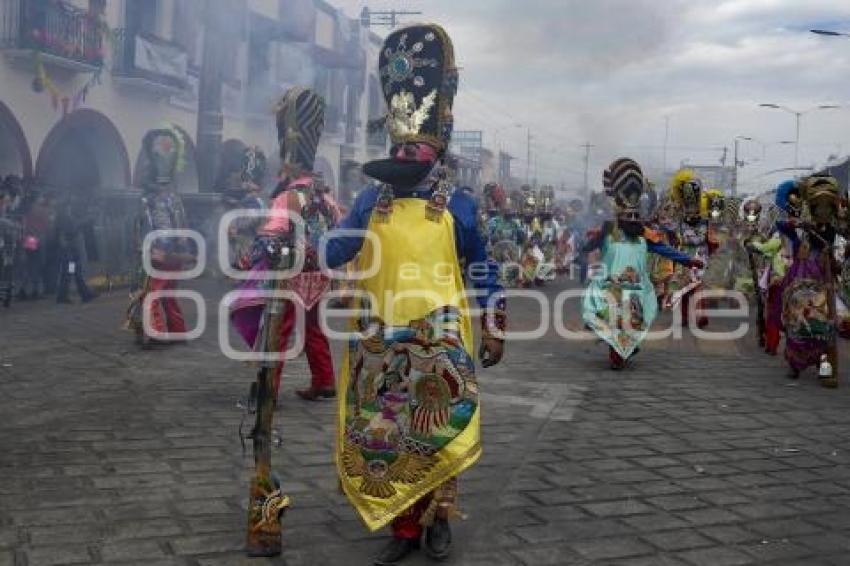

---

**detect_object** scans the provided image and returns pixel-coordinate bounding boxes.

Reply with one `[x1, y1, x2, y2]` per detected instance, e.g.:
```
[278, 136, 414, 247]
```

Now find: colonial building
[0, 0, 386, 284]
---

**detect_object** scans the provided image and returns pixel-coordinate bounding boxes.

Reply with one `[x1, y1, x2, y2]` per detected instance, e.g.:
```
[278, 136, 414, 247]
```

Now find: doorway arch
[35, 109, 130, 194]
[0, 100, 32, 179]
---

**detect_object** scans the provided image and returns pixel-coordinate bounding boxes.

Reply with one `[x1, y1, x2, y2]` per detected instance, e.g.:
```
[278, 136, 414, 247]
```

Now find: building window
[88, 0, 106, 17]
[172, 1, 201, 65]
[125, 0, 159, 35]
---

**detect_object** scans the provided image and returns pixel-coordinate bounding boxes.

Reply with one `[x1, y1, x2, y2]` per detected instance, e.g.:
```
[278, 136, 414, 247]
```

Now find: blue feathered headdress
[774, 179, 800, 212]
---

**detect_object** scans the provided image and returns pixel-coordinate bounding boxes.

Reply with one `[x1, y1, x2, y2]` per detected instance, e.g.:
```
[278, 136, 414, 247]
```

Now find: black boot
[423, 518, 452, 561]
[374, 537, 419, 566]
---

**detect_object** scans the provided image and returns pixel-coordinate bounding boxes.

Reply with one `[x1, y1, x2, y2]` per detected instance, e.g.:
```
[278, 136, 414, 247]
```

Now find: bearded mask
[681, 180, 702, 218]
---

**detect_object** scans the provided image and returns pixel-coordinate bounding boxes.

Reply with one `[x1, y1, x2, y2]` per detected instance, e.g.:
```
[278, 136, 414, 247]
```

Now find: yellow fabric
[356, 198, 473, 341]
[335, 197, 479, 531]
[670, 168, 697, 203]
[700, 189, 724, 219]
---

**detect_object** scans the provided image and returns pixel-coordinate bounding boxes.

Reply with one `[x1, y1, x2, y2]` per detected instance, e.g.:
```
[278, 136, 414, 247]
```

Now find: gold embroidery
[341, 438, 436, 499]
[388, 90, 437, 139]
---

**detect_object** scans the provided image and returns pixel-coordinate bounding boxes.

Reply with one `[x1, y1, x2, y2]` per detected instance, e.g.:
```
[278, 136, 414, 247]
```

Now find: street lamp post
[758, 103, 840, 168]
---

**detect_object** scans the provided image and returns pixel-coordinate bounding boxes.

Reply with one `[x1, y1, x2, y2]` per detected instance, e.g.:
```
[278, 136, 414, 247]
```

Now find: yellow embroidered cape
[335, 197, 480, 531]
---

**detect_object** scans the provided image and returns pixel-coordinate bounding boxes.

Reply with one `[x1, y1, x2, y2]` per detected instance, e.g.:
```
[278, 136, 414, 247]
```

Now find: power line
[359, 7, 422, 28]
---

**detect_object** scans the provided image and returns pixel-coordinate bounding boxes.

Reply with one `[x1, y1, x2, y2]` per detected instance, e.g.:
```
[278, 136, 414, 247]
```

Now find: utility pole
[793, 111, 801, 169]
[360, 7, 422, 28]
[533, 152, 538, 188]
[196, 0, 229, 192]
[662, 116, 670, 174]
[732, 138, 741, 197]
[526, 127, 532, 185]
[758, 103, 840, 170]
[581, 142, 594, 200]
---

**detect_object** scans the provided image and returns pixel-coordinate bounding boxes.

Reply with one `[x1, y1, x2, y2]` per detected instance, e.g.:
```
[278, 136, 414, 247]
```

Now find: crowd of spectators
[0, 175, 96, 308]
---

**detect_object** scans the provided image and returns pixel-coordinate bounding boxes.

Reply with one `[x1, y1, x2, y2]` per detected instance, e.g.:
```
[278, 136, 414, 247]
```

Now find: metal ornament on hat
[380, 31, 439, 95]
[388, 90, 438, 142]
[374, 24, 457, 153]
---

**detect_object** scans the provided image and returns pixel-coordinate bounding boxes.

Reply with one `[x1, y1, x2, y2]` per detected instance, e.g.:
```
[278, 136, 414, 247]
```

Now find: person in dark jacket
[55, 200, 95, 304]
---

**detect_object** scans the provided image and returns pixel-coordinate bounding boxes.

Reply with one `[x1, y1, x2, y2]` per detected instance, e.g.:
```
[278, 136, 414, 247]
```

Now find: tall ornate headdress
[364, 23, 458, 187]
[606, 157, 646, 221]
[275, 87, 325, 177]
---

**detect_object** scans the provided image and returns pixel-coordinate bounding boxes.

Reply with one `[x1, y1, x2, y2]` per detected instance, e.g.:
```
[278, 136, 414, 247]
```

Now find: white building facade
[0, 0, 387, 283]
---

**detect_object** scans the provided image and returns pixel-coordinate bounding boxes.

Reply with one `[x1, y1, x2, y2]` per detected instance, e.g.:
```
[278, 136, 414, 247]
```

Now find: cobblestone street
[2, 280, 850, 565]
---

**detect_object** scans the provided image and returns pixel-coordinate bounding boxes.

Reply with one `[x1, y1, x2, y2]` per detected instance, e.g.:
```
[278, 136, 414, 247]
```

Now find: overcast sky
[332, 0, 850, 194]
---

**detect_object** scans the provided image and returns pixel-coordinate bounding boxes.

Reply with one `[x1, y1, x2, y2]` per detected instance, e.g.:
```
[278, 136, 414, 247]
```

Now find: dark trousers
[56, 246, 92, 302]
[42, 240, 58, 294]
[19, 248, 44, 297]
[0, 259, 13, 307]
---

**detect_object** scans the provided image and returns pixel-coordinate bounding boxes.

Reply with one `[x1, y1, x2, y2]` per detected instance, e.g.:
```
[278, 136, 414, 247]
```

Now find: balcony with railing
[111, 28, 189, 95]
[0, 0, 104, 71]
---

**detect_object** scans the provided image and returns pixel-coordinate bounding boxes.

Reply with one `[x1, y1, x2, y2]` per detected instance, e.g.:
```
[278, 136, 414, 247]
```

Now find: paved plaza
[2, 280, 850, 565]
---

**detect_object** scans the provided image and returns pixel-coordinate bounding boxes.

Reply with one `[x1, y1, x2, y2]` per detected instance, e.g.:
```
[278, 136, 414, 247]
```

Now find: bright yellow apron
[335, 197, 480, 531]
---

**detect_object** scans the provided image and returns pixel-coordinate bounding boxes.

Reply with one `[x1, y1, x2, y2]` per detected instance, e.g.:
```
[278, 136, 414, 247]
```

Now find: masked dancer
[125, 127, 191, 346]
[668, 169, 718, 327]
[583, 158, 701, 370]
[321, 24, 505, 565]
[776, 176, 842, 386]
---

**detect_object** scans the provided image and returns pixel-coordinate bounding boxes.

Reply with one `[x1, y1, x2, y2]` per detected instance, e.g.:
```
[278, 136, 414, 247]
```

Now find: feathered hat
[774, 179, 802, 216]
[670, 168, 703, 219]
[701, 188, 725, 219]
